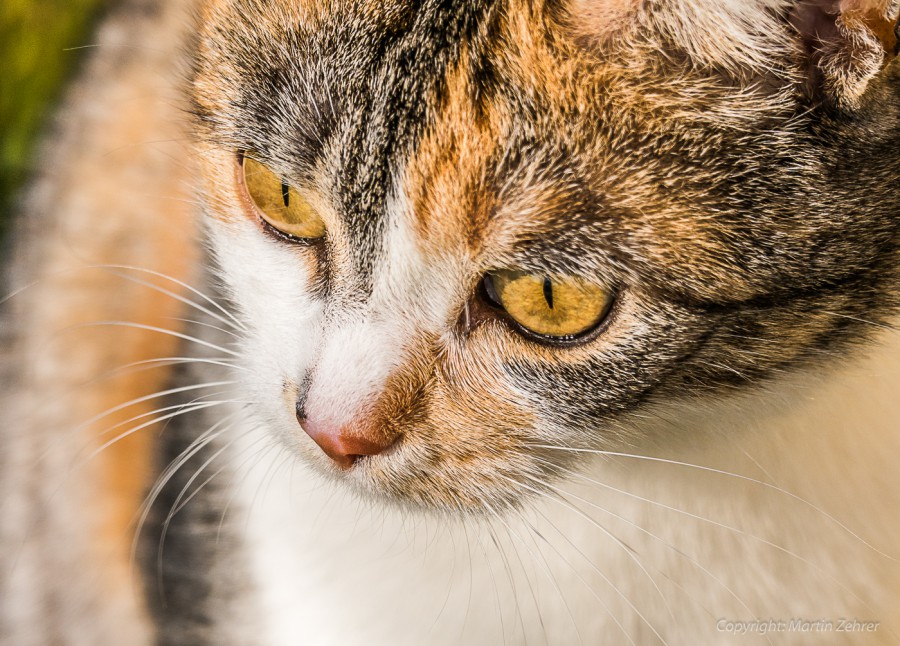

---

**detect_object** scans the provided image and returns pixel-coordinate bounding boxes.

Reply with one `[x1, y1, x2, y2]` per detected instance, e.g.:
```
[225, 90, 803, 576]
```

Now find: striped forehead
[199, 1, 631, 284]
[194, 0, 627, 275]
[196, 0, 503, 289]
[196, 0, 809, 307]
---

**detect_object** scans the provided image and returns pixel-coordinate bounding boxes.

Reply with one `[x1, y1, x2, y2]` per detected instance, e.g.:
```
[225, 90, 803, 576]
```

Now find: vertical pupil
[281, 181, 290, 208]
[542, 277, 554, 309]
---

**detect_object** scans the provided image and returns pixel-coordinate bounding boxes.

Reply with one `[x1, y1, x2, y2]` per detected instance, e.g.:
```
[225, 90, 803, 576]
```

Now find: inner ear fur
[791, 0, 900, 110]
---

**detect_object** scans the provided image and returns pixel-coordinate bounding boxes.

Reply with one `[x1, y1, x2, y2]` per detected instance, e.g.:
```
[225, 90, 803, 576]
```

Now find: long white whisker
[480, 525, 510, 646]
[88, 400, 243, 462]
[496, 475, 663, 645]
[215, 427, 271, 543]
[100, 267, 246, 334]
[517, 471, 676, 625]
[822, 311, 898, 333]
[98, 356, 245, 379]
[516, 507, 640, 646]
[32, 385, 240, 492]
[481, 499, 587, 646]
[92, 264, 247, 332]
[528, 457, 767, 639]
[531, 444, 898, 562]
[157, 432, 243, 577]
[67, 380, 237, 436]
[93, 391, 237, 441]
[167, 317, 240, 339]
[535, 456, 882, 620]
[426, 523, 462, 639]
[131, 415, 239, 571]
[488, 512, 547, 644]
[68, 321, 241, 357]
[496, 509, 549, 646]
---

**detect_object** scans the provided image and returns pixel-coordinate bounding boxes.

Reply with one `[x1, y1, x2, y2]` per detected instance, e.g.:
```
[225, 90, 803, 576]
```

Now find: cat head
[189, 0, 900, 512]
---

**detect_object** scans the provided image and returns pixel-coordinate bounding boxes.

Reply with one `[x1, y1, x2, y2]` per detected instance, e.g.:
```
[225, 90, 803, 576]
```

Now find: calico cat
[2, 0, 900, 644]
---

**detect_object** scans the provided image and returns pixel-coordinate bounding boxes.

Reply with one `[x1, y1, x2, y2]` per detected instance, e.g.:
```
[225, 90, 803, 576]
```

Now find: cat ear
[790, 0, 900, 109]
[565, 1, 898, 110]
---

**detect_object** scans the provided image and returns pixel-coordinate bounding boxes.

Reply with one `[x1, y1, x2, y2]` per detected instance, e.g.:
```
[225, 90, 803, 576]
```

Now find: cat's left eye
[239, 155, 326, 240]
[484, 270, 614, 341]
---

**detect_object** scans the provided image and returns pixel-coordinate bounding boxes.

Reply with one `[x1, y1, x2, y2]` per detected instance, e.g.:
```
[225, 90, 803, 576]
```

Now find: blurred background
[0, 0, 108, 240]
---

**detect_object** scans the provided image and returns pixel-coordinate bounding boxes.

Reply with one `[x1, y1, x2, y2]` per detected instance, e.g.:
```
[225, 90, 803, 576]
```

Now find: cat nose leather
[297, 415, 395, 469]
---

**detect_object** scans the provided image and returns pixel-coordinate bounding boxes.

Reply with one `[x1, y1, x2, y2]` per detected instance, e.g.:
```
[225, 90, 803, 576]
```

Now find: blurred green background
[0, 0, 109, 239]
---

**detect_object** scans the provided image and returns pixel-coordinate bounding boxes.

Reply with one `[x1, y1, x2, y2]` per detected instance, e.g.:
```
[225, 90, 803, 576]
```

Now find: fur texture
[2, 0, 900, 644]
[189, 0, 900, 510]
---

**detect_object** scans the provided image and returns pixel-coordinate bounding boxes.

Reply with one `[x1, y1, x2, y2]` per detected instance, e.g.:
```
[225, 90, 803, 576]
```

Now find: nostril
[295, 399, 306, 424]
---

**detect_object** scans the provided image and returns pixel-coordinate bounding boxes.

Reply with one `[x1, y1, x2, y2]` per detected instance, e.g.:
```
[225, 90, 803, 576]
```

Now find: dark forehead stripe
[332, 0, 498, 289]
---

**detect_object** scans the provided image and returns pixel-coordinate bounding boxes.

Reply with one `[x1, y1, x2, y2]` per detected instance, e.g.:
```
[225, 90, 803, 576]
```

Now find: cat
[2, 0, 900, 644]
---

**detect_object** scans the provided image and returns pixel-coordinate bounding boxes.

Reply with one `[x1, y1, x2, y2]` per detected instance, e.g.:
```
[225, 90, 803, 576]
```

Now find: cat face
[191, 0, 900, 511]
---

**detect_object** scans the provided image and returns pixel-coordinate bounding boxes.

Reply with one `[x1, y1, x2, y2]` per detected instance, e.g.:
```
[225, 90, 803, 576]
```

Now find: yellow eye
[240, 156, 326, 240]
[487, 270, 613, 340]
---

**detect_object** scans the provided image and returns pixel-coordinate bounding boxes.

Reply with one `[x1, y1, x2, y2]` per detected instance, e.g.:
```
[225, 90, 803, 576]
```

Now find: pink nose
[297, 415, 396, 469]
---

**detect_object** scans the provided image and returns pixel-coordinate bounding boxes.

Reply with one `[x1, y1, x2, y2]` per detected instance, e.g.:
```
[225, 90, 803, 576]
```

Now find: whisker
[1, 265, 245, 340]
[516, 471, 676, 625]
[427, 523, 462, 639]
[93, 391, 237, 441]
[68, 321, 240, 357]
[92, 264, 247, 332]
[491, 529, 547, 644]
[29, 383, 240, 489]
[132, 414, 239, 572]
[166, 317, 240, 339]
[470, 512, 509, 646]
[482, 500, 588, 646]
[495, 475, 663, 646]
[88, 399, 242, 462]
[157, 431, 242, 578]
[99, 267, 246, 334]
[479, 525, 510, 646]
[9, 355, 240, 452]
[519, 508, 642, 646]
[215, 427, 272, 543]
[533, 456, 882, 620]
[65, 380, 237, 437]
[822, 311, 898, 333]
[497, 510, 550, 646]
[454, 522, 476, 645]
[530, 444, 899, 562]
[528, 457, 767, 637]
[61, 43, 176, 55]
[98, 356, 245, 379]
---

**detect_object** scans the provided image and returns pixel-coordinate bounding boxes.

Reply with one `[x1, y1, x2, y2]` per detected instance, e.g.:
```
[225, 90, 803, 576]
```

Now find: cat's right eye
[239, 155, 326, 240]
